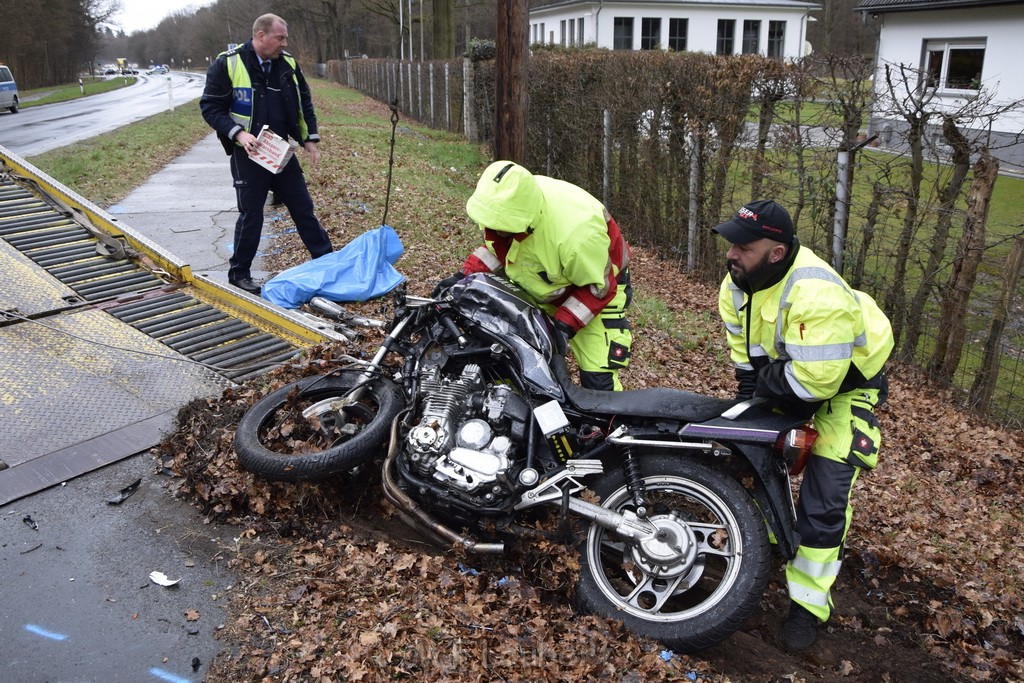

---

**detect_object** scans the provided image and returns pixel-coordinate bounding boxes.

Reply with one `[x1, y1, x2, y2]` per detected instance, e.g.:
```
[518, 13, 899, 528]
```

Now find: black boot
[780, 601, 819, 653]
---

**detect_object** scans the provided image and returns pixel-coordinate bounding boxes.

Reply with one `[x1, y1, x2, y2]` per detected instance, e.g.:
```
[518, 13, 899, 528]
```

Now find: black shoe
[229, 277, 262, 294]
[780, 602, 819, 653]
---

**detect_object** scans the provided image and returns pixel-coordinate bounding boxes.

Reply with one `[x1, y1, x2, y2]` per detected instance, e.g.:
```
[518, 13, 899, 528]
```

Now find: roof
[855, 0, 1020, 12]
[530, 0, 819, 11]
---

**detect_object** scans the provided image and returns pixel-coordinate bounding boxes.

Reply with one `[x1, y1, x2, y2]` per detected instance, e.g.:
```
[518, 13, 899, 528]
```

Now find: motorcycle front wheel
[573, 453, 771, 652]
[234, 371, 405, 482]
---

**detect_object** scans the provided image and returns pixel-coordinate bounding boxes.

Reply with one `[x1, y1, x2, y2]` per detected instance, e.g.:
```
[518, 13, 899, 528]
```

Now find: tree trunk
[929, 149, 999, 381]
[969, 237, 1024, 413]
[882, 115, 925, 347]
[433, 0, 455, 59]
[900, 116, 972, 362]
[751, 96, 776, 199]
[851, 181, 884, 291]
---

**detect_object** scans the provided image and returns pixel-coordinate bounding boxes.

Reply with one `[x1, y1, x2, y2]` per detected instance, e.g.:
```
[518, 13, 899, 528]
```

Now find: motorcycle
[233, 273, 817, 651]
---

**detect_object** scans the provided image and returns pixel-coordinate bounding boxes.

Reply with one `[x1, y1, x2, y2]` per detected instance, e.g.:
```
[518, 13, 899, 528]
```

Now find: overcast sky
[111, 0, 216, 34]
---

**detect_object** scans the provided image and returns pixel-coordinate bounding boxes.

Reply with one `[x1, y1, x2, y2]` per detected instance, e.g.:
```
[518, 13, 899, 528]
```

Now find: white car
[0, 65, 19, 113]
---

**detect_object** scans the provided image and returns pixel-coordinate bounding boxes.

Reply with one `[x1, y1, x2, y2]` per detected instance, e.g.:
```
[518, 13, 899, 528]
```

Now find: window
[641, 18, 661, 50]
[560, 20, 566, 46]
[569, 19, 575, 45]
[924, 40, 986, 91]
[668, 18, 688, 51]
[742, 20, 761, 54]
[578, 17, 585, 44]
[768, 21, 786, 58]
[717, 19, 735, 55]
[614, 17, 634, 50]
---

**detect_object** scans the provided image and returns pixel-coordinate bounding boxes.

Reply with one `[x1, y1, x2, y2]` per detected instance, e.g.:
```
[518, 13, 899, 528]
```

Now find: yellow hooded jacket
[463, 162, 630, 331]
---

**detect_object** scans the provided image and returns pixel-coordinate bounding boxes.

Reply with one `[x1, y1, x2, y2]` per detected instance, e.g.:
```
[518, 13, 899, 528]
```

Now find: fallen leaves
[154, 90, 1024, 682]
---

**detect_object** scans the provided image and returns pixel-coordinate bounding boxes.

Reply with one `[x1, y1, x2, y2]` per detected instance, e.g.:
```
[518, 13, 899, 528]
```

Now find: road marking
[24, 624, 68, 641]
[149, 668, 192, 683]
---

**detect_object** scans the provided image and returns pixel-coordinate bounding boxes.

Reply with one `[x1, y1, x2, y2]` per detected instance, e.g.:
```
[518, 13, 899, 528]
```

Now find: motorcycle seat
[550, 356, 737, 422]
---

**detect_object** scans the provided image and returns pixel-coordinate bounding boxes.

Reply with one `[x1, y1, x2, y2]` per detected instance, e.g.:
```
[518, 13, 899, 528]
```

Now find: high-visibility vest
[220, 48, 308, 143]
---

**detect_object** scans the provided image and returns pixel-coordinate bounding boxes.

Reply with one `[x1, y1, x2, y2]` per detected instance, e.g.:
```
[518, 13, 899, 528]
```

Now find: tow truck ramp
[0, 145, 343, 505]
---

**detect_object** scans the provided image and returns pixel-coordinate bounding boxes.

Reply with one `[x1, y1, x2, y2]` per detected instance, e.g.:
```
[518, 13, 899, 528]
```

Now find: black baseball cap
[712, 200, 795, 245]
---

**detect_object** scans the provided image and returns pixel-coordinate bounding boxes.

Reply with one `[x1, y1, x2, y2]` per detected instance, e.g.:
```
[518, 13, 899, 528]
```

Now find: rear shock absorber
[621, 448, 648, 518]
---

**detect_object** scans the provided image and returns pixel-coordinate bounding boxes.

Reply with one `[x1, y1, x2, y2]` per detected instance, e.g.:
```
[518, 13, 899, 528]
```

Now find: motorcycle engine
[403, 363, 530, 509]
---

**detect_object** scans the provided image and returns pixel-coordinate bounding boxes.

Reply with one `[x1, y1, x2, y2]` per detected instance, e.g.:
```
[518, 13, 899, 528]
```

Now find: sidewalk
[107, 131, 275, 285]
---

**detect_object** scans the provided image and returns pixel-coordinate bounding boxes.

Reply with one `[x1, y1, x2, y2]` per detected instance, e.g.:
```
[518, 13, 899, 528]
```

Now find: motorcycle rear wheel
[234, 372, 405, 482]
[573, 453, 771, 652]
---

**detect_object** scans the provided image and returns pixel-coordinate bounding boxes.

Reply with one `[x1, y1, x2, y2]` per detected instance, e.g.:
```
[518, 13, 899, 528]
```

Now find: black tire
[9, 96, 19, 113]
[572, 453, 771, 652]
[234, 372, 405, 482]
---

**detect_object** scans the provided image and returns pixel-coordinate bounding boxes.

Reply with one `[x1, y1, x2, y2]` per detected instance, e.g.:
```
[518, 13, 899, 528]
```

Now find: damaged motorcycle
[233, 273, 817, 651]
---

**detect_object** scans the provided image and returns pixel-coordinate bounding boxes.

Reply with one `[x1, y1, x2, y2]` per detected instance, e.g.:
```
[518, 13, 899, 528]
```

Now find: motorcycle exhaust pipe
[381, 411, 505, 555]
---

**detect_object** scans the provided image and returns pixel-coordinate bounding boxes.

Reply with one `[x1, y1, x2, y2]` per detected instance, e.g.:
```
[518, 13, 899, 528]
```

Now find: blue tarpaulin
[262, 225, 406, 308]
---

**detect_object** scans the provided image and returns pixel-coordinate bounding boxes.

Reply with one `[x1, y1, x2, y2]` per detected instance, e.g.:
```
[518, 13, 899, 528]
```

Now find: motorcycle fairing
[449, 274, 563, 398]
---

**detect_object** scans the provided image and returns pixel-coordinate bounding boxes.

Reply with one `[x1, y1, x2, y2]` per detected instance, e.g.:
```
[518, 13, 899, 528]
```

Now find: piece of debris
[22, 515, 38, 530]
[192, 657, 202, 672]
[106, 478, 142, 505]
[149, 571, 181, 587]
[185, 609, 200, 621]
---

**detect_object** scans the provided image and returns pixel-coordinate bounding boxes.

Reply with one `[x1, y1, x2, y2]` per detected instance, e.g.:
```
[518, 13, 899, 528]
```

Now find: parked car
[0, 65, 19, 113]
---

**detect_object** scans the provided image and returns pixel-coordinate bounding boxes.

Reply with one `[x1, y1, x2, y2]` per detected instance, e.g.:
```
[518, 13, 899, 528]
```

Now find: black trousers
[228, 148, 333, 281]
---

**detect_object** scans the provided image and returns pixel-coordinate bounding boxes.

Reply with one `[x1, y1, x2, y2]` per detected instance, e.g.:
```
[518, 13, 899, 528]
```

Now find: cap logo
[738, 207, 758, 220]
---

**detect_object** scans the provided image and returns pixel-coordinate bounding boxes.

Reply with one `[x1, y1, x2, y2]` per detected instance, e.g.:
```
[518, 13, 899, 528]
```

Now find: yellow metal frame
[1, 144, 330, 347]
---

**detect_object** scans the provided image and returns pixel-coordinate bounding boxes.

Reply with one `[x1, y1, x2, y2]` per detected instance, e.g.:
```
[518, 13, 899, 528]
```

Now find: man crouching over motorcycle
[712, 199, 894, 653]
[435, 161, 634, 391]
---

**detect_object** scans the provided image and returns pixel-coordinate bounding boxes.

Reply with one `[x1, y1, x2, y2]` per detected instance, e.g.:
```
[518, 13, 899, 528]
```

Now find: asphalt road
[0, 72, 207, 157]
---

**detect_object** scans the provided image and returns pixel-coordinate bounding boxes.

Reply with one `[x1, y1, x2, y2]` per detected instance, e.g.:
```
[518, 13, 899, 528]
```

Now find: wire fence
[329, 51, 1024, 428]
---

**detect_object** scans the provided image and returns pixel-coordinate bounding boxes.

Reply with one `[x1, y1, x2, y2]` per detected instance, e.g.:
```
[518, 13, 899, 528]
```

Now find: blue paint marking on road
[149, 668, 192, 683]
[24, 624, 68, 641]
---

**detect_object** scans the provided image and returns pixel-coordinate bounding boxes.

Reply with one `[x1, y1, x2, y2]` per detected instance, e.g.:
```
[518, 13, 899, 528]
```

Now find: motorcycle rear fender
[678, 404, 806, 558]
[725, 440, 800, 559]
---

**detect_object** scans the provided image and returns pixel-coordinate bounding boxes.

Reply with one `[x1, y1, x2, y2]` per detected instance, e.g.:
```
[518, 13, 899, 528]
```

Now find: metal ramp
[0, 152, 336, 506]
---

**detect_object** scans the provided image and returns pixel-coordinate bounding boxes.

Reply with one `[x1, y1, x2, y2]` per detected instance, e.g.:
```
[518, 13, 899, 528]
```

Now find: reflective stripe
[563, 295, 596, 325]
[472, 246, 502, 271]
[786, 341, 854, 362]
[781, 266, 853, 304]
[724, 322, 743, 336]
[788, 582, 830, 608]
[784, 362, 818, 400]
[749, 344, 769, 359]
[735, 361, 754, 371]
[729, 284, 746, 315]
[790, 555, 842, 579]
[590, 262, 613, 299]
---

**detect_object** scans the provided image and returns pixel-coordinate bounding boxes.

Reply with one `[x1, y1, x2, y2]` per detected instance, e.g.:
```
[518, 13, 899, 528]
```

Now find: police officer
[712, 199, 894, 652]
[437, 161, 633, 391]
[200, 13, 333, 294]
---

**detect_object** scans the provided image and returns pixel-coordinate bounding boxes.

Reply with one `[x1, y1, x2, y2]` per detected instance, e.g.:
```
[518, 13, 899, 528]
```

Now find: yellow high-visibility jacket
[719, 245, 893, 405]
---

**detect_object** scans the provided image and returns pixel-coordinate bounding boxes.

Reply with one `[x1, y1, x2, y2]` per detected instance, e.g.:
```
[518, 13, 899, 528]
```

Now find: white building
[528, 0, 819, 60]
[858, 0, 1024, 167]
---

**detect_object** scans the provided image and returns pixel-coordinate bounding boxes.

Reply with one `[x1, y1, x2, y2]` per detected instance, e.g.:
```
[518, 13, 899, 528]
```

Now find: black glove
[735, 368, 758, 401]
[552, 320, 576, 356]
[754, 361, 823, 419]
[431, 270, 464, 297]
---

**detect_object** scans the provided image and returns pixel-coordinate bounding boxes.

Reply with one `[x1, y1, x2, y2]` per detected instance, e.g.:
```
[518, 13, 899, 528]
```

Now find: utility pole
[494, 0, 528, 162]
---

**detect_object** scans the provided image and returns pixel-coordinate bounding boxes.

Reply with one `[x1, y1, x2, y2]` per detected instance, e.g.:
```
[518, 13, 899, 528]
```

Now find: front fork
[301, 313, 415, 426]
